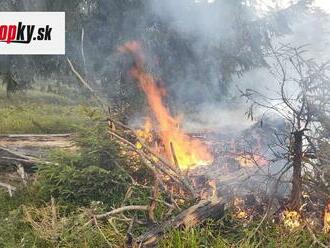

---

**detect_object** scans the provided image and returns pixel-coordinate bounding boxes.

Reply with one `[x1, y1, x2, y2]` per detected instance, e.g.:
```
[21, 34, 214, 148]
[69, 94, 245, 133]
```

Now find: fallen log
[135, 198, 225, 247]
[0, 146, 56, 170]
[0, 146, 39, 167]
[0, 134, 73, 169]
[0, 133, 72, 141]
[0, 134, 73, 149]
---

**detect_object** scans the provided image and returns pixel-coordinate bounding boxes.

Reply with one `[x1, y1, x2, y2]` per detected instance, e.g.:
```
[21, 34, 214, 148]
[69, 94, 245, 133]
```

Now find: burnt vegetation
[0, 0, 330, 247]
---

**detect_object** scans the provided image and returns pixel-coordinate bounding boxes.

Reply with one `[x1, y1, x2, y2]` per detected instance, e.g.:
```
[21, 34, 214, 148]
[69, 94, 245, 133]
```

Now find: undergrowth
[1, 190, 327, 248]
[0, 122, 151, 247]
[158, 214, 328, 248]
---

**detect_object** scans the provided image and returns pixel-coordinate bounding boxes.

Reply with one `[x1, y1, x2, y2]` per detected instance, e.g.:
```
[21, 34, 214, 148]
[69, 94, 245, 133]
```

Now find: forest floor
[0, 87, 328, 248]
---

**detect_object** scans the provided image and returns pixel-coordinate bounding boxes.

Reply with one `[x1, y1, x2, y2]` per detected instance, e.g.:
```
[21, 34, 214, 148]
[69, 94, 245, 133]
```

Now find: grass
[0, 87, 97, 134]
[158, 216, 328, 248]
[0, 189, 124, 248]
[0, 190, 327, 248]
[0, 187, 324, 248]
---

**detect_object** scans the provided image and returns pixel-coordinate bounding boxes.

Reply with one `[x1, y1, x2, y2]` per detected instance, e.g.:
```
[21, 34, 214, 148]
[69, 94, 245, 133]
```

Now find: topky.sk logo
[0, 22, 52, 44]
[0, 12, 65, 55]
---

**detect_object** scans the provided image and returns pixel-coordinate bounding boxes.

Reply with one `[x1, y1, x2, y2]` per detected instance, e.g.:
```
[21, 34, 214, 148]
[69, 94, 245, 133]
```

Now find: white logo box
[0, 12, 65, 55]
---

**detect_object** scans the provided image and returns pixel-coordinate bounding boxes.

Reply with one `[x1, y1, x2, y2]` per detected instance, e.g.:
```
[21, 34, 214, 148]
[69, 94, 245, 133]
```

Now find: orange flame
[324, 203, 330, 233]
[120, 41, 213, 170]
[233, 197, 248, 219]
[235, 154, 268, 168]
[282, 210, 301, 230]
[136, 118, 153, 143]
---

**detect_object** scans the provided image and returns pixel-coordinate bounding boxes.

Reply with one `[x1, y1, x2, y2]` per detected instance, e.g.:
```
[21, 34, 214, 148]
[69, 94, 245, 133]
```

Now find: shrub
[37, 124, 152, 208]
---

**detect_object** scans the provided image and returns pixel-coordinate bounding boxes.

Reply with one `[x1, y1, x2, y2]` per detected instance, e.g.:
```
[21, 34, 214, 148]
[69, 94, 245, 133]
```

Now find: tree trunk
[289, 130, 303, 210]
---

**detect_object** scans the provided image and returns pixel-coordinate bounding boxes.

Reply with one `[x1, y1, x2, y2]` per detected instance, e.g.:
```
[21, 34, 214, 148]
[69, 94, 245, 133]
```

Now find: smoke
[183, 102, 255, 132]
[232, 7, 330, 102]
[149, 0, 237, 43]
[148, 0, 329, 103]
[144, 1, 328, 198]
[3, 0, 327, 198]
[139, 1, 261, 132]
[1, 0, 329, 132]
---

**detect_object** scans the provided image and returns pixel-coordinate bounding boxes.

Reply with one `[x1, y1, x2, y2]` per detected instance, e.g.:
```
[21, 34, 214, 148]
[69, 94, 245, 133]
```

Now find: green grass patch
[0, 87, 97, 134]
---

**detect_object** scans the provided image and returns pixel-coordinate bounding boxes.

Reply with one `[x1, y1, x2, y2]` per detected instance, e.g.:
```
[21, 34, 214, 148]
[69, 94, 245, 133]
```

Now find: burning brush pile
[102, 42, 330, 246]
[120, 41, 214, 171]
[120, 41, 269, 174]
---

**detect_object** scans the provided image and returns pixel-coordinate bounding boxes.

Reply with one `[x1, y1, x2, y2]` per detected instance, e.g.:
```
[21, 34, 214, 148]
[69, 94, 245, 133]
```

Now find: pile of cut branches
[67, 58, 226, 247]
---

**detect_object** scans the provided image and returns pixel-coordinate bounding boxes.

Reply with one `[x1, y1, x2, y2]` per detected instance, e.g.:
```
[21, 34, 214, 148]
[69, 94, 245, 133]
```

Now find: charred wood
[135, 199, 225, 247]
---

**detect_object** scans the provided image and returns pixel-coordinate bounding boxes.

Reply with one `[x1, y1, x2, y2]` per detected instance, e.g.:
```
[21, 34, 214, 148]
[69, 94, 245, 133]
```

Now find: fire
[136, 118, 153, 149]
[233, 197, 248, 219]
[120, 41, 213, 170]
[235, 154, 268, 168]
[324, 202, 330, 233]
[282, 210, 301, 230]
[236, 211, 248, 219]
[208, 179, 217, 199]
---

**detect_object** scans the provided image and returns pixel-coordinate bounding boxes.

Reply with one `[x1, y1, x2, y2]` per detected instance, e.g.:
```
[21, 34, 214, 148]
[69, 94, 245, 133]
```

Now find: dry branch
[0, 134, 73, 157]
[106, 118, 197, 198]
[148, 179, 159, 223]
[67, 56, 195, 198]
[136, 199, 225, 247]
[67, 57, 107, 110]
[95, 205, 149, 220]
[0, 146, 56, 168]
[107, 129, 196, 197]
[107, 117, 181, 174]
[0, 182, 16, 197]
[170, 142, 180, 169]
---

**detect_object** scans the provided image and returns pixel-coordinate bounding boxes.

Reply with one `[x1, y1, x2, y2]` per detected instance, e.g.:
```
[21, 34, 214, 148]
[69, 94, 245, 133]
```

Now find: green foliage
[0, 121, 151, 247]
[37, 122, 152, 209]
[0, 188, 50, 248]
[0, 89, 153, 246]
[37, 129, 125, 206]
[0, 118, 150, 247]
[0, 188, 41, 220]
[0, 207, 50, 248]
[37, 162, 127, 206]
